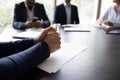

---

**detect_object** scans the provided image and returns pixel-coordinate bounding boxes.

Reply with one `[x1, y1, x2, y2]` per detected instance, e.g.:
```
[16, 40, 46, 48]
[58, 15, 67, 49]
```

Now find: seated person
[53, 0, 80, 25]
[98, 0, 120, 28]
[0, 27, 61, 80]
[13, 0, 50, 30]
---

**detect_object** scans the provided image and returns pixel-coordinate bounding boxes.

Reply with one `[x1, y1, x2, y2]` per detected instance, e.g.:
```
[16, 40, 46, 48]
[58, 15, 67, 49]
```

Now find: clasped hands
[24, 20, 43, 28]
[34, 27, 61, 53]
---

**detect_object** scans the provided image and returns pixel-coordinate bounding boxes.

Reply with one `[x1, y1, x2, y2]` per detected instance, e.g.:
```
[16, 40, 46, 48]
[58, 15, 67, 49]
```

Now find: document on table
[62, 24, 80, 27]
[62, 24, 91, 32]
[12, 28, 43, 39]
[26, 27, 43, 32]
[12, 27, 60, 39]
[94, 23, 120, 34]
[12, 31, 41, 39]
[64, 27, 91, 32]
[108, 29, 120, 34]
[37, 43, 87, 73]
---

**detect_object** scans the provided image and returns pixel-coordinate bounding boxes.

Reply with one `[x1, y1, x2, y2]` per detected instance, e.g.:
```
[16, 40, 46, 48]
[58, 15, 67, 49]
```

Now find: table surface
[1, 26, 120, 80]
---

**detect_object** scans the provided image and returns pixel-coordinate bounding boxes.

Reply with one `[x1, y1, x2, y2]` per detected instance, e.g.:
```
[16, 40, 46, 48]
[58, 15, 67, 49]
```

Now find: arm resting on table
[0, 41, 50, 80]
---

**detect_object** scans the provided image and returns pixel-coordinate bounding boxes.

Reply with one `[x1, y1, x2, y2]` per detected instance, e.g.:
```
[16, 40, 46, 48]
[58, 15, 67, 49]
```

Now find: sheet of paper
[26, 28, 43, 32]
[62, 24, 80, 27]
[94, 23, 110, 29]
[12, 27, 60, 39]
[12, 31, 42, 39]
[37, 43, 87, 73]
[108, 29, 120, 34]
[94, 24, 120, 34]
[62, 24, 91, 32]
[64, 27, 91, 32]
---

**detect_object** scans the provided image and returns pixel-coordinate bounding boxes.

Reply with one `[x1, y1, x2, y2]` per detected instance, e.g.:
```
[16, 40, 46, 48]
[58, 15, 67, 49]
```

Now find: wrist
[34, 38, 39, 44]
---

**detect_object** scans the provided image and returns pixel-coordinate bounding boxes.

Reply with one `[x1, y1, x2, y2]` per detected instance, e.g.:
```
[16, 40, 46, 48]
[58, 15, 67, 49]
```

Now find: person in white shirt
[98, 0, 120, 27]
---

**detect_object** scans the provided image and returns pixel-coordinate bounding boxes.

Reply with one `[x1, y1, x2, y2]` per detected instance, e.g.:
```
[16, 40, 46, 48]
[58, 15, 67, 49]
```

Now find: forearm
[75, 7, 79, 24]
[42, 21, 50, 28]
[13, 21, 26, 30]
[0, 39, 34, 57]
[0, 41, 50, 80]
[75, 17, 80, 24]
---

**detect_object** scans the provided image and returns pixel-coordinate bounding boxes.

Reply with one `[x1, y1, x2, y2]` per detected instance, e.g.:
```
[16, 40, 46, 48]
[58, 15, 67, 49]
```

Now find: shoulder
[56, 4, 64, 8]
[71, 4, 78, 9]
[102, 5, 115, 15]
[15, 2, 25, 9]
[15, 2, 24, 7]
[35, 2, 44, 7]
[107, 5, 115, 11]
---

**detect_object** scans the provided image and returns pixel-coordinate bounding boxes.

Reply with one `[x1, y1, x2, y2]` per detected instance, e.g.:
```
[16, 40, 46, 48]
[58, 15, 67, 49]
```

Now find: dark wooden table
[21, 27, 120, 80]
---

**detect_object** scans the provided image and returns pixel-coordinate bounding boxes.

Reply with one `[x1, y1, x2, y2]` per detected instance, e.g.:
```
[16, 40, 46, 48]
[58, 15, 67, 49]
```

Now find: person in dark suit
[53, 0, 80, 25]
[0, 27, 61, 80]
[13, 0, 50, 30]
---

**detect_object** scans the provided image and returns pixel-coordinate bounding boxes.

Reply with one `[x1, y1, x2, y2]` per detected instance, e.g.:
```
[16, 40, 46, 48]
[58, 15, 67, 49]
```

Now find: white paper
[64, 27, 91, 32]
[26, 28, 43, 32]
[62, 24, 91, 32]
[109, 30, 120, 34]
[94, 24, 120, 34]
[62, 24, 80, 27]
[12, 31, 42, 39]
[94, 23, 110, 30]
[37, 43, 87, 73]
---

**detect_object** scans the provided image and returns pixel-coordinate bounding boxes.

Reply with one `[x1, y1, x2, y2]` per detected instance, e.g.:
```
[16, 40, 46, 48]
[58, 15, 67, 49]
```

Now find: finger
[47, 26, 57, 34]
[44, 27, 55, 34]
[46, 27, 55, 31]
[41, 27, 53, 36]
[50, 32, 60, 37]
[35, 27, 54, 40]
[50, 26, 57, 31]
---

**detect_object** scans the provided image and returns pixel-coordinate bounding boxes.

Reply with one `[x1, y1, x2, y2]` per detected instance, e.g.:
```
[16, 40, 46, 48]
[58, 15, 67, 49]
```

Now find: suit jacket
[0, 39, 50, 80]
[13, 2, 50, 30]
[54, 4, 80, 25]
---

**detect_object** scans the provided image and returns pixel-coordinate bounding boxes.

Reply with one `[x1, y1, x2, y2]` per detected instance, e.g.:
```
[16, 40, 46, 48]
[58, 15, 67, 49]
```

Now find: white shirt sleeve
[100, 8, 110, 20]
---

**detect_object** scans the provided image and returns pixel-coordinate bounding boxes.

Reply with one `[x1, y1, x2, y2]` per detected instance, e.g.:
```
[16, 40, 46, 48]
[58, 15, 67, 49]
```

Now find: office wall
[79, 0, 98, 25]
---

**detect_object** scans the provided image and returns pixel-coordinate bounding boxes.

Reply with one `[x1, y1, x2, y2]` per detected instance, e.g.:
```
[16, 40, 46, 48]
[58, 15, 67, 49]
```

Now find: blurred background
[0, 0, 113, 32]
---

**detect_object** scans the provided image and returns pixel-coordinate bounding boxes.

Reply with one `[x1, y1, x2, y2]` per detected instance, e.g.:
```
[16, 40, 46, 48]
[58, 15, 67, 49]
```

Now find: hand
[98, 19, 103, 25]
[102, 20, 113, 27]
[32, 21, 43, 28]
[43, 32, 61, 53]
[34, 27, 57, 44]
[24, 21, 33, 28]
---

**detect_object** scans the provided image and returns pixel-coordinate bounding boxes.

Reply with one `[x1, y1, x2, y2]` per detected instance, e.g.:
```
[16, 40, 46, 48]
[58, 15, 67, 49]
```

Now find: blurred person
[98, 0, 120, 27]
[13, 0, 50, 30]
[53, 0, 80, 25]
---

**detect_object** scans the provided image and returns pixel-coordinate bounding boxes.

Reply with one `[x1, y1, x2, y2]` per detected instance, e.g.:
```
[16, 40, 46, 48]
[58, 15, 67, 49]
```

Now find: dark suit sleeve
[35, 4, 50, 28]
[41, 4, 50, 28]
[0, 41, 50, 80]
[74, 6, 79, 24]
[53, 6, 60, 24]
[13, 3, 26, 30]
[0, 39, 34, 58]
